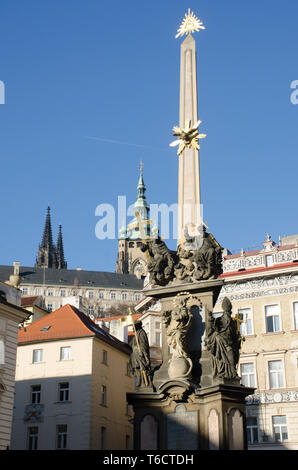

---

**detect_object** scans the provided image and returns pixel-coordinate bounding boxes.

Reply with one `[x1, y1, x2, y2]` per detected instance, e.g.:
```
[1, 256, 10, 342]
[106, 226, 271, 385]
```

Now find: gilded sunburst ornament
[175, 8, 205, 39]
[169, 120, 206, 155]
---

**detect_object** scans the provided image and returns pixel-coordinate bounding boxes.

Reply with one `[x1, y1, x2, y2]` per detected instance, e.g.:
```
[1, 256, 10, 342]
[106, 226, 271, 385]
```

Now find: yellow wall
[90, 337, 134, 449]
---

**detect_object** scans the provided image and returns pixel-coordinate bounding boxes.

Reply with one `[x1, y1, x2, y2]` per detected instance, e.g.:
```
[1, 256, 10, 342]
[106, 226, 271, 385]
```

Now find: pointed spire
[125, 163, 151, 240]
[35, 206, 58, 269]
[41, 206, 55, 250]
[56, 225, 67, 269]
[134, 161, 149, 216]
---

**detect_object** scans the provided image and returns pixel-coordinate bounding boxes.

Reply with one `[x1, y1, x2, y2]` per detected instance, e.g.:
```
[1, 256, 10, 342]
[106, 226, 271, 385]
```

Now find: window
[110, 292, 116, 300]
[100, 426, 106, 450]
[47, 304, 53, 313]
[88, 291, 94, 299]
[155, 321, 161, 330]
[293, 302, 298, 330]
[272, 416, 288, 442]
[40, 326, 51, 332]
[32, 349, 43, 363]
[247, 417, 259, 444]
[0, 338, 5, 365]
[60, 347, 71, 361]
[265, 255, 274, 267]
[31, 385, 41, 404]
[238, 308, 253, 335]
[22, 287, 28, 295]
[88, 306, 94, 315]
[27, 426, 38, 450]
[101, 385, 107, 406]
[47, 289, 53, 296]
[122, 293, 127, 301]
[265, 305, 280, 333]
[135, 294, 141, 302]
[240, 363, 256, 387]
[98, 291, 104, 299]
[34, 287, 41, 295]
[102, 350, 108, 365]
[155, 332, 161, 347]
[56, 424, 68, 449]
[269, 360, 284, 389]
[59, 382, 70, 402]
[60, 289, 66, 297]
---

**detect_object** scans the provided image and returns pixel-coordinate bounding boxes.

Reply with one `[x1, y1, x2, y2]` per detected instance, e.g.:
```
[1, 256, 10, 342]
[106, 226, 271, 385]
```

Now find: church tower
[116, 164, 151, 278]
[56, 224, 67, 269]
[35, 207, 67, 269]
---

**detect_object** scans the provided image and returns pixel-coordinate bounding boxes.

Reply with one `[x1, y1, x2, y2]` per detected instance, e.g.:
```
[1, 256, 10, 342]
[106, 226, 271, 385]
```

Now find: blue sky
[0, 0, 297, 272]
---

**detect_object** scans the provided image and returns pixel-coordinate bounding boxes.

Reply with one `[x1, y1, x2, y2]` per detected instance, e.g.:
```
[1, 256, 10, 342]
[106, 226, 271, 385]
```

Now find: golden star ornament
[169, 120, 206, 155]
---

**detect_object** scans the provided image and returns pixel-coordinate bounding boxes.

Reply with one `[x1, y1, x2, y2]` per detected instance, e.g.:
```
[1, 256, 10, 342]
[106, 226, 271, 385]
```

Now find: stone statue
[141, 235, 176, 286]
[129, 320, 152, 388]
[204, 297, 241, 381]
[174, 243, 195, 282]
[140, 224, 222, 287]
[190, 225, 223, 281]
[163, 293, 193, 379]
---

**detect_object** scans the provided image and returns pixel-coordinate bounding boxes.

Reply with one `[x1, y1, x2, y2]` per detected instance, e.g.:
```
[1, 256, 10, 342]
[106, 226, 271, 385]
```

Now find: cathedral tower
[56, 224, 67, 269]
[35, 207, 67, 269]
[116, 164, 151, 278]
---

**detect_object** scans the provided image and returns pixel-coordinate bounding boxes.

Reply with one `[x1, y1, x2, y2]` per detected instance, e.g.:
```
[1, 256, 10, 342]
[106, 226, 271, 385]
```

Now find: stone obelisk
[127, 11, 254, 451]
[178, 32, 202, 244]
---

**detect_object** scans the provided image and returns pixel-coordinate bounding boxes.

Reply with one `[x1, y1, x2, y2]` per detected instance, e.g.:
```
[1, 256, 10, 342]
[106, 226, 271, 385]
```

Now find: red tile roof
[21, 296, 39, 307]
[18, 304, 131, 355]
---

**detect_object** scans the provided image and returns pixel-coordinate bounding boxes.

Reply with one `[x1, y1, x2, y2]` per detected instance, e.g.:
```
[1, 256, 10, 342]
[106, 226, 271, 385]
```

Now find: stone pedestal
[127, 279, 254, 450]
[145, 279, 223, 390]
[128, 381, 254, 450]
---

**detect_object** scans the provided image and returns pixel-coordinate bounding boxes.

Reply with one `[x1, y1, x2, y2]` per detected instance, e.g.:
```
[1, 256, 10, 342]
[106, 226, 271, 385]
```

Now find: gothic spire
[41, 206, 55, 250]
[56, 224, 67, 269]
[35, 206, 58, 269]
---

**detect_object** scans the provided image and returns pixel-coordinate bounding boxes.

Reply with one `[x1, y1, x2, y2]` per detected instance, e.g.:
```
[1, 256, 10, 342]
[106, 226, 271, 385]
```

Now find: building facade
[21, 296, 48, 327]
[11, 304, 134, 450]
[0, 282, 29, 450]
[214, 234, 298, 450]
[0, 264, 143, 319]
